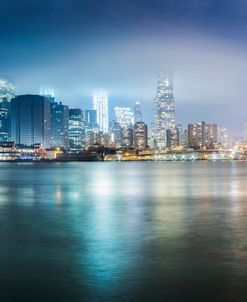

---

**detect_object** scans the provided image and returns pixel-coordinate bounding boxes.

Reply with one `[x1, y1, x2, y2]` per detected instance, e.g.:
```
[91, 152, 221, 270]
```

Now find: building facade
[188, 121, 217, 148]
[11, 95, 51, 148]
[93, 90, 109, 133]
[134, 122, 147, 149]
[217, 125, 229, 148]
[85, 109, 97, 128]
[152, 72, 176, 148]
[0, 98, 11, 142]
[134, 101, 142, 123]
[50, 101, 69, 150]
[114, 107, 134, 128]
[69, 109, 84, 151]
[114, 107, 134, 148]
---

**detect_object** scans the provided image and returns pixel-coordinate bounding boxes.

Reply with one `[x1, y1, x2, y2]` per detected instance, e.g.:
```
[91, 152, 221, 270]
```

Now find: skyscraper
[11, 95, 51, 148]
[152, 72, 176, 148]
[114, 107, 134, 127]
[110, 122, 122, 148]
[85, 109, 97, 128]
[50, 101, 69, 150]
[218, 125, 229, 148]
[134, 122, 147, 149]
[114, 107, 134, 148]
[69, 109, 84, 151]
[188, 121, 217, 149]
[0, 98, 11, 142]
[188, 122, 205, 148]
[0, 76, 15, 102]
[93, 90, 109, 133]
[134, 101, 142, 123]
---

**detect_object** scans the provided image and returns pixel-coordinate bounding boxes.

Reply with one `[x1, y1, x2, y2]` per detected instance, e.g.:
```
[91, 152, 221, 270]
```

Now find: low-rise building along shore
[1, 142, 247, 161]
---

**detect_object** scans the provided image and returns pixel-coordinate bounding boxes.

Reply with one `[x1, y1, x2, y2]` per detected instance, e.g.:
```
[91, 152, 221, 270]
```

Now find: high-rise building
[11, 95, 51, 148]
[121, 127, 133, 148]
[110, 122, 122, 148]
[188, 122, 205, 148]
[69, 109, 84, 151]
[134, 101, 142, 123]
[114, 107, 134, 127]
[50, 101, 69, 150]
[204, 123, 217, 147]
[0, 76, 15, 102]
[134, 122, 147, 149]
[152, 72, 176, 148]
[176, 124, 188, 147]
[114, 107, 134, 148]
[167, 127, 179, 148]
[85, 109, 97, 128]
[0, 98, 11, 142]
[217, 125, 229, 148]
[93, 90, 109, 133]
[188, 121, 217, 148]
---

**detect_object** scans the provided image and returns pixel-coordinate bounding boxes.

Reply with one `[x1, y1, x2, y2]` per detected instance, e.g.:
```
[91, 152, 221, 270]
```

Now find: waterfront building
[188, 122, 205, 148]
[121, 126, 133, 149]
[93, 90, 109, 133]
[134, 101, 142, 123]
[69, 109, 84, 151]
[114, 107, 134, 128]
[11, 95, 51, 148]
[204, 123, 217, 147]
[167, 127, 179, 148]
[94, 132, 110, 147]
[0, 98, 11, 142]
[0, 76, 15, 102]
[217, 125, 230, 148]
[188, 121, 217, 149]
[176, 124, 183, 145]
[152, 72, 177, 148]
[114, 107, 134, 148]
[182, 129, 188, 147]
[85, 109, 97, 128]
[50, 101, 69, 150]
[134, 122, 147, 149]
[84, 130, 95, 150]
[110, 121, 122, 148]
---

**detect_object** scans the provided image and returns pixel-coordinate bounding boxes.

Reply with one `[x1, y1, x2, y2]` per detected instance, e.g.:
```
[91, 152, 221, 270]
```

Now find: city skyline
[1, 72, 245, 140]
[1, 1, 247, 134]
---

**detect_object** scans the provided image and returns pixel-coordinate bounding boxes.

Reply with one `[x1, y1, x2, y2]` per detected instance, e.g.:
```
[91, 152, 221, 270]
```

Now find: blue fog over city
[1, 1, 247, 302]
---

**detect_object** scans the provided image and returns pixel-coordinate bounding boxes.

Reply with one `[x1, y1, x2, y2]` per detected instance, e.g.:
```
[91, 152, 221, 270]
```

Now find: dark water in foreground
[0, 161, 247, 301]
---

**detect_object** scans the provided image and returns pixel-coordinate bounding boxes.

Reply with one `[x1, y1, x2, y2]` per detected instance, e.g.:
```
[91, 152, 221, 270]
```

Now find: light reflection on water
[0, 161, 247, 301]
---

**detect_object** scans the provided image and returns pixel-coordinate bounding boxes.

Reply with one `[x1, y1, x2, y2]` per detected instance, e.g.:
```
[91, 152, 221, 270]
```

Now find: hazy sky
[1, 0, 247, 134]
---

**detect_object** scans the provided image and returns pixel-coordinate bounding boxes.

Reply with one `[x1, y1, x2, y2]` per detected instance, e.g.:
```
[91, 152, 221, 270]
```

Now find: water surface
[0, 161, 246, 301]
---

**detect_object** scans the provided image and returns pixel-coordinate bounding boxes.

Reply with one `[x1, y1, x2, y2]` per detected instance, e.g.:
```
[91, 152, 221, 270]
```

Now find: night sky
[1, 0, 247, 134]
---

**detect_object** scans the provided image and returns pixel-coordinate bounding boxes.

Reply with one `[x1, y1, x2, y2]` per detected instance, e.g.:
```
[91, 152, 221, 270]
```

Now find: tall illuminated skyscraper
[0, 76, 15, 102]
[134, 101, 142, 123]
[114, 107, 134, 148]
[114, 107, 134, 128]
[93, 90, 109, 133]
[69, 109, 84, 151]
[152, 72, 176, 148]
[50, 101, 69, 150]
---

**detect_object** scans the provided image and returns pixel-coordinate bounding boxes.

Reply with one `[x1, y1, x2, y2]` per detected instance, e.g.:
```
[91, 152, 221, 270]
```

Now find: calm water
[0, 161, 247, 301]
